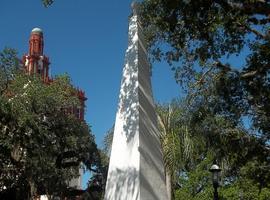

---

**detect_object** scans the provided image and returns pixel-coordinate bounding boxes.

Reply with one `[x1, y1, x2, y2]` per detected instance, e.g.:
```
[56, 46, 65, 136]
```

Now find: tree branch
[194, 65, 214, 86]
[241, 70, 258, 78]
[193, 60, 233, 87]
[242, 1, 270, 16]
[248, 17, 270, 25]
[214, 0, 270, 16]
[236, 22, 267, 39]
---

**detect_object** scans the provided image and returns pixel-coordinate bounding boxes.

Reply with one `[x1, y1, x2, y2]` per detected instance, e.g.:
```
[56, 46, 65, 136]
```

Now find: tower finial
[29, 27, 44, 56]
[131, 1, 139, 16]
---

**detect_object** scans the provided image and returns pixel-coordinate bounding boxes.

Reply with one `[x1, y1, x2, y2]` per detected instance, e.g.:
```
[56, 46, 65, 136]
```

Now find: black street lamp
[209, 164, 221, 200]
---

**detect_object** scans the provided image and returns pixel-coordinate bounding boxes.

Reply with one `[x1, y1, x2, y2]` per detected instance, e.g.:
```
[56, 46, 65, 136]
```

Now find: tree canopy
[139, 0, 270, 198]
[139, 0, 270, 134]
[156, 99, 270, 199]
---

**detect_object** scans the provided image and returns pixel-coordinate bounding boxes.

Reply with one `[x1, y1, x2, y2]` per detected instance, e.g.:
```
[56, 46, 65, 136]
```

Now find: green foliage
[156, 98, 270, 199]
[42, 0, 54, 7]
[0, 48, 18, 95]
[140, 0, 269, 66]
[176, 167, 270, 200]
[175, 153, 212, 198]
[0, 48, 98, 198]
[140, 1, 270, 198]
[139, 0, 270, 137]
[157, 101, 183, 173]
[103, 125, 114, 157]
[89, 126, 115, 199]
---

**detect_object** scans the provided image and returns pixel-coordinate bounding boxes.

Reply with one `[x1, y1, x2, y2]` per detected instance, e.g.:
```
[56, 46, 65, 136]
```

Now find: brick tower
[22, 28, 50, 82]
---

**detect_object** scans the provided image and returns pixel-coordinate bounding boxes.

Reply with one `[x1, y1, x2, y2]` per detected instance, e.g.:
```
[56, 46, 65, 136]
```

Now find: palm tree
[156, 100, 195, 200]
[103, 125, 114, 157]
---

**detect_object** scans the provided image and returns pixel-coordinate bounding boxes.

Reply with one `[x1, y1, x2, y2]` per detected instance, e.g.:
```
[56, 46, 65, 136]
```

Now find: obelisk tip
[131, 1, 139, 16]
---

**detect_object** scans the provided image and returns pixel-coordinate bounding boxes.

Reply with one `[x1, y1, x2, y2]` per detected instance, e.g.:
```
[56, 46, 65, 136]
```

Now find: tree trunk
[28, 178, 37, 200]
[166, 169, 172, 200]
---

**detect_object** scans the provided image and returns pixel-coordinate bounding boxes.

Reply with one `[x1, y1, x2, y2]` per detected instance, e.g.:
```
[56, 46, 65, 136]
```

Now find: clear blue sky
[0, 0, 180, 188]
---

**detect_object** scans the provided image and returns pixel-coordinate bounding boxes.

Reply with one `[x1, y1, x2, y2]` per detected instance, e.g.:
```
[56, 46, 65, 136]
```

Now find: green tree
[74, 126, 115, 200]
[0, 48, 99, 199]
[139, 0, 270, 195]
[103, 125, 114, 158]
[155, 98, 269, 199]
[139, 0, 270, 137]
[174, 98, 270, 199]
[156, 100, 192, 200]
[139, 0, 270, 79]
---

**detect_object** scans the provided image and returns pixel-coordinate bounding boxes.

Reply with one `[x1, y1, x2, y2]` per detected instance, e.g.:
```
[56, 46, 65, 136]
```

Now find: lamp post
[209, 164, 221, 200]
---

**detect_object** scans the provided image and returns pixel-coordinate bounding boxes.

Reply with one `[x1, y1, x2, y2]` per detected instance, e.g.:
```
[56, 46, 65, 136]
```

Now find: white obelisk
[104, 3, 168, 200]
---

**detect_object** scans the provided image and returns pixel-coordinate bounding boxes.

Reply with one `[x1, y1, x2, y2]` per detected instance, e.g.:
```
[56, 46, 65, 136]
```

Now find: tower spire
[104, 4, 168, 200]
[29, 27, 44, 56]
[23, 28, 50, 81]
